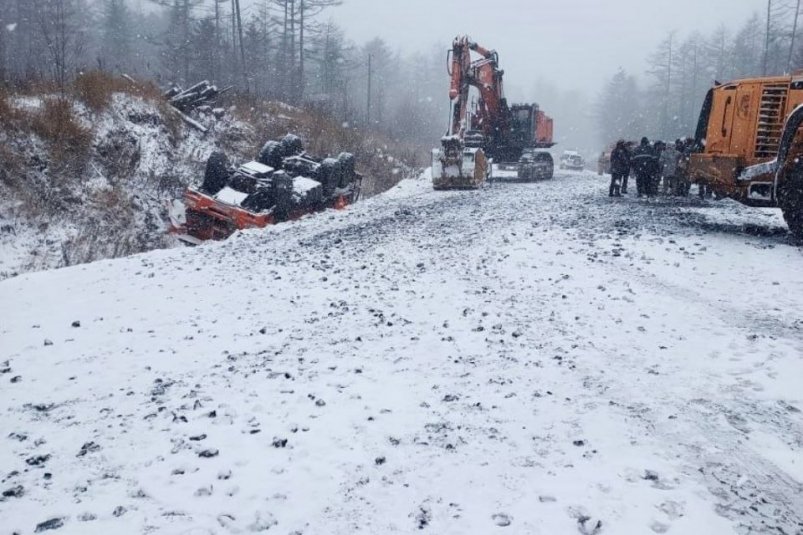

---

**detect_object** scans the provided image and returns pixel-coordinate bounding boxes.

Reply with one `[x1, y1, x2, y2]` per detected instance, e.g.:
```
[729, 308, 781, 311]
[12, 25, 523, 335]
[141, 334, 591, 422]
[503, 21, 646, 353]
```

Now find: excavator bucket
[432, 136, 490, 190]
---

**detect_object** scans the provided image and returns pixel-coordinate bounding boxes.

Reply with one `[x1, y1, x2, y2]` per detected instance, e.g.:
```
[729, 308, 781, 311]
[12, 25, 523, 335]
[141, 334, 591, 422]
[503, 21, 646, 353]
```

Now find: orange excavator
[432, 35, 555, 190]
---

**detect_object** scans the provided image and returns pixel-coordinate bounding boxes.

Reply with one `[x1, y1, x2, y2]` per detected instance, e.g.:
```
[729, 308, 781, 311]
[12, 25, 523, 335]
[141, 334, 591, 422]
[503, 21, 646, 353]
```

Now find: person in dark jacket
[623, 141, 636, 193]
[630, 137, 657, 197]
[609, 140, 630, 197]
[651, 141, 665, 196]
[675, 138, 692, 196]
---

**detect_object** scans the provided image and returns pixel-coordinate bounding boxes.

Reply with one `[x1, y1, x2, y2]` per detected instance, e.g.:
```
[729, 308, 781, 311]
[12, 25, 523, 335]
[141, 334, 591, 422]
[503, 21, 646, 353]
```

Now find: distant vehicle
[560, 151, 585, 171]
[517, 149, 554, 180]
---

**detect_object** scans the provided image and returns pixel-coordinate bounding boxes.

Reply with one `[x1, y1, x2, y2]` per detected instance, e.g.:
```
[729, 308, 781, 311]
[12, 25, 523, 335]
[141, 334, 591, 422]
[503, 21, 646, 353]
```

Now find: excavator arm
[447, 36, 508, 143]
[433, 35, 555, 190]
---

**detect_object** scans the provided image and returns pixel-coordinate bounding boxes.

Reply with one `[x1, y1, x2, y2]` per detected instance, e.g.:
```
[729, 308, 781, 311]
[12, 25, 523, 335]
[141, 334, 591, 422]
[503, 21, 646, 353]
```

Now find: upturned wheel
[778, 158, 803, 239]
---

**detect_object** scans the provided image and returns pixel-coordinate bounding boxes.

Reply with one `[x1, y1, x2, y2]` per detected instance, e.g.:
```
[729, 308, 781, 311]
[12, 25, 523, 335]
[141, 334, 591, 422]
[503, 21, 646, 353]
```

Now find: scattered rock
[112, 506, 127, 517]
[315, 399, 326, 407]
[194, 486, 213, 497]
[375, 456, 386, 465]
[573, 440, 585, 447]
[10, 376, 21, 383]
[492, 513, 512, 527]
[34, 518, 64, 532]
[272, 438, 288, 448]
[76, 442, 101, 457]
[538, 495, 557, 503]
[577, 515, 603, 535]
[189, 434, 207, 441]
[247, 511, 277, 532]
[77, 513, 96, 522]
[198, 449, 219, 458]
[25, 454, 51, 467]
[71, 321, 81, 328]
[44, 339, 53, 347]
[415, 506, 431, 529]
[1, 485, 24, 500]
[217, 513, 236, 529]
[643, 470, 660, 481]
[442, 394, 460, 402]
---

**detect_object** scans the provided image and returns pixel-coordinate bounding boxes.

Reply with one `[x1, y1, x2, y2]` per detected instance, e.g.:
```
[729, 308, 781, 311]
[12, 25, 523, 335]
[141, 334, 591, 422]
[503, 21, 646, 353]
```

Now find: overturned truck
[170, 134, 362, 244]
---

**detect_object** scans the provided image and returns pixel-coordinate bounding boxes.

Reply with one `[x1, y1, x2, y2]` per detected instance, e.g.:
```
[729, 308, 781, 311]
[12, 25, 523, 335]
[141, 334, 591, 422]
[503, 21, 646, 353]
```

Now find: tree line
[0, 0, 450, 147]
[598, 0, 803, 145]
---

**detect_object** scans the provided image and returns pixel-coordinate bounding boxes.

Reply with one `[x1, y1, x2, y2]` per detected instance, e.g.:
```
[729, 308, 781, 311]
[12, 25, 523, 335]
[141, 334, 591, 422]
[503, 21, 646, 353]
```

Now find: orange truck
[689, 73, 803, 236]
[169, 136, 362, 244]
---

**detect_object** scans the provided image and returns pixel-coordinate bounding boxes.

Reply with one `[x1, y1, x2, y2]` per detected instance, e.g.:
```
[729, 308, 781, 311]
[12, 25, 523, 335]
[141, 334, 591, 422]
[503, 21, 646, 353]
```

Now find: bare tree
[788, 0, 801, 72]
[0, 0, 7, 83]
[298, 0, 341, 99]
[34, 0, 87, 92]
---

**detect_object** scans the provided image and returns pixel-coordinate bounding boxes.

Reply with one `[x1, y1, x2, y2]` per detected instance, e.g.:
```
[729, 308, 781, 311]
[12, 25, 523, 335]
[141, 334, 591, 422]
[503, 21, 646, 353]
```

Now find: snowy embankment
[1, 170, 802, 534]
[0, 91, 256, 280]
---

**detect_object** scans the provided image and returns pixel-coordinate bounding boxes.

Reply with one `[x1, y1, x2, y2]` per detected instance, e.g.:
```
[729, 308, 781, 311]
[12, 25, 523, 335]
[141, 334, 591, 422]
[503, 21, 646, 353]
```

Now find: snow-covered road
[2, 170, 802, 534]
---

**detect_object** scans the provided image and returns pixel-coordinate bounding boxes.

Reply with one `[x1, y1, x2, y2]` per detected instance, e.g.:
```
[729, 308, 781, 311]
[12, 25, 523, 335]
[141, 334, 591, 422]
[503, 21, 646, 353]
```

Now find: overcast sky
[328, 0, 763, 95]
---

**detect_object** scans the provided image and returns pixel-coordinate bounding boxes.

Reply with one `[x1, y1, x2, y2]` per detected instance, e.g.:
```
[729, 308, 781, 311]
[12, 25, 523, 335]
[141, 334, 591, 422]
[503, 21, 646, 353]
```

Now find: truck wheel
[778, 159, 803, 238]
[258, 141, 285, 169]
[317, 158, 338, 197]
[281, 134, 304, 157]
[337, 152, 356, 188]
[201, 151, 230, 195]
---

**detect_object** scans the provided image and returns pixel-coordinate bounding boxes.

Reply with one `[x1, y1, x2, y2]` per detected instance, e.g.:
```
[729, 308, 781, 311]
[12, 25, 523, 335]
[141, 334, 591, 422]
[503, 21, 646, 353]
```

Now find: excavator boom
[433, 35, 555, 190]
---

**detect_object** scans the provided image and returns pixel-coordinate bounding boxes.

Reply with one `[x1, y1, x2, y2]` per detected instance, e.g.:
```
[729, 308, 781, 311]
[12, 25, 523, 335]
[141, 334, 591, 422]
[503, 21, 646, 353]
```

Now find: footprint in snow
[492, 513, 512, 527]
[577, 515, 603, 535]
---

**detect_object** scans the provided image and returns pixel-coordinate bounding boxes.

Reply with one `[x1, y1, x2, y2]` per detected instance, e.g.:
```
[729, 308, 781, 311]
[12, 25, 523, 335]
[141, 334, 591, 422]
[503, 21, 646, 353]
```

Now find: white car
[559, 151, 585, 171]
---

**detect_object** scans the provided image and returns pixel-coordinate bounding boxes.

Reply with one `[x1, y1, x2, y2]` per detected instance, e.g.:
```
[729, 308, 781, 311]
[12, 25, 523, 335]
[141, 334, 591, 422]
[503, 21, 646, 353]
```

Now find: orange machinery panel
[536, 111, 554, 145]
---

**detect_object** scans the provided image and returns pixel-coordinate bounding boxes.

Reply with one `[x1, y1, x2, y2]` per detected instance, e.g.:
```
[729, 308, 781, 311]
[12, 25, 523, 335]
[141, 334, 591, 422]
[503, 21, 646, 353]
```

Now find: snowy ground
[1, 169, 802, 534]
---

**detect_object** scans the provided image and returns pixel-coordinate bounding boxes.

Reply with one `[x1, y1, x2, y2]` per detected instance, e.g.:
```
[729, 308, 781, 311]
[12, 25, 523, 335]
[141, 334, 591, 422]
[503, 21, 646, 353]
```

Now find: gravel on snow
[1, 169, 802, 534]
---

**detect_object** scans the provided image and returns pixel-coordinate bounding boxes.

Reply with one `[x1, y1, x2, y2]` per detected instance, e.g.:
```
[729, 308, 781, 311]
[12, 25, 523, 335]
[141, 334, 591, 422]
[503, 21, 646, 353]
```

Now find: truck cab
[690, 74, 803, 204]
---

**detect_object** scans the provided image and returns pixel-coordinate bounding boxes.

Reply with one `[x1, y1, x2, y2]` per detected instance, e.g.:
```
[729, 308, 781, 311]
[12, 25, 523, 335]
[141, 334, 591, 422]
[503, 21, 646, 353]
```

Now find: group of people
[608, 138, 693, 198]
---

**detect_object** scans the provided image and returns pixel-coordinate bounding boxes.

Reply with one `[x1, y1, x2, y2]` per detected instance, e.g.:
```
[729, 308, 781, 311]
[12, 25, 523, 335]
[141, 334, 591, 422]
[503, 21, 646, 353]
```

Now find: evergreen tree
[597, 68, 644, 144]
[162, 0, 193, 84]
[100, 0, 133, 73]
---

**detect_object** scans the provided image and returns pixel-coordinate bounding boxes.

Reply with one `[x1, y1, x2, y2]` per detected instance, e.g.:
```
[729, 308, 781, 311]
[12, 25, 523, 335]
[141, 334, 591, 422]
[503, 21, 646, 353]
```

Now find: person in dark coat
[651, 141, 665, 196]
[622, 141, 636, 193]
[675, 138, 692, 196]
[630, 137, 657, 197]
[609, 140, 630, 197]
